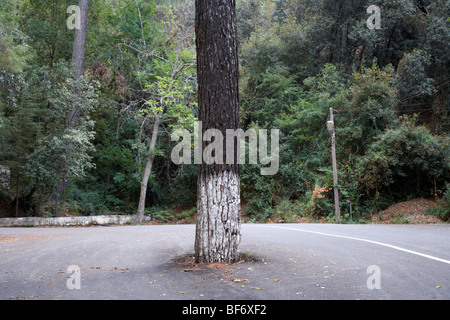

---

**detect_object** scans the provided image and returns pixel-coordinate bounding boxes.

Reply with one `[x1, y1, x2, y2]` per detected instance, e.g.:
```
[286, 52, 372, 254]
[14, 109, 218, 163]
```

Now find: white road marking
[251, 225, 450, 265]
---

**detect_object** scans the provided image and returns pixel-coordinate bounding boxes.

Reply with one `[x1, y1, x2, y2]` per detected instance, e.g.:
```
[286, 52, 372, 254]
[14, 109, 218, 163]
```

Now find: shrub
[357, 120, 449, 203]
[303, 185, 333, 218]
[426, 183, 450, 221]
[145, 206, 175, 221]
[273, 198, 304, 222]
[176, 206, 196, 223]
[66, 186, 109, 216]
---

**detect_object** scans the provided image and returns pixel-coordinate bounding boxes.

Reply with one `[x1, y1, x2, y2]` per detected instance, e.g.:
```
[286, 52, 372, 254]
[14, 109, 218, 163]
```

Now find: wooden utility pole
[327, 108, 340, 221]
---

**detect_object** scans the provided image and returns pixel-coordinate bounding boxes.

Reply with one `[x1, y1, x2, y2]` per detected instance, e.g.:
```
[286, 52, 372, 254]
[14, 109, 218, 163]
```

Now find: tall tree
[194, 0, 241, 263]
[56, 0, 90, 203]
[132, 2, 196, 224]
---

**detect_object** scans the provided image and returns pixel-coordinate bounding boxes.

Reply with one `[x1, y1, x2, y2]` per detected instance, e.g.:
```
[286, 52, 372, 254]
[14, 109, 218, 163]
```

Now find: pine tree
[194, 0, 241, 263]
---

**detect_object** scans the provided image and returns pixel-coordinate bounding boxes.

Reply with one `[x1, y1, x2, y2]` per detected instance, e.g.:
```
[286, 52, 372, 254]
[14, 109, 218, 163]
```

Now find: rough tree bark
[71, 0, 89, 79]
[68, 0, 90, 125]
[194, 0, 241, 263]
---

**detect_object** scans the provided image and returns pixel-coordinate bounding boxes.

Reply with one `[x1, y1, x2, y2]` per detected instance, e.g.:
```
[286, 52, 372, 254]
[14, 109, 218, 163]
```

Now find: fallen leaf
[232, 278, 250, 283]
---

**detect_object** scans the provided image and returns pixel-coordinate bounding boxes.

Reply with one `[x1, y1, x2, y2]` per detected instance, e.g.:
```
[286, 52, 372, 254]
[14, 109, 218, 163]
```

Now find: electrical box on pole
[327, 108, 340, 221]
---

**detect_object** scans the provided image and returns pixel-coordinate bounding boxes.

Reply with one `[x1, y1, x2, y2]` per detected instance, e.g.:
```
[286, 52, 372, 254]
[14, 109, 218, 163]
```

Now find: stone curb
[0, 215, 151, 227]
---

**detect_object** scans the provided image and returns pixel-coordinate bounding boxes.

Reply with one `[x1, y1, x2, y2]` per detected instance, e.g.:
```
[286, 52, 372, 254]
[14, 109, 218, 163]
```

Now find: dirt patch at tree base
[171, 252, 260, 272]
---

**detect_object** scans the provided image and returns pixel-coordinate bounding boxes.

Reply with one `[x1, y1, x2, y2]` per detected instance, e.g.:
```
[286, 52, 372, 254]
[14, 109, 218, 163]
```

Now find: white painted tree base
[195, 168, 241, 263]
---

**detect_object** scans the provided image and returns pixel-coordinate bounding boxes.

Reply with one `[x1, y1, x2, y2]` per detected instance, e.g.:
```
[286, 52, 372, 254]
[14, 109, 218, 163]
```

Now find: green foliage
[357, 119, 449, 203]
[273, 198, 304, 222]
[66, 185, 109, 216]
[425, 184, 450, 221]
[337, 63, 398, 155]
[20, 0, 74, 66]
[25, 62, 98, 193]
[96, 140, 140, 210]
[1, 0, 448, 221]
[301, 185, 333, 219]
[177, 206, 196, 223]
[145, 206, 174, 221]
[241, 162, 274, 220]
[397, 49, 434, 97]
[0, 73, 41, 208]
[27, 128, 96, 191]
[163, 164, 197, 206]
[0, 54, 99, 215]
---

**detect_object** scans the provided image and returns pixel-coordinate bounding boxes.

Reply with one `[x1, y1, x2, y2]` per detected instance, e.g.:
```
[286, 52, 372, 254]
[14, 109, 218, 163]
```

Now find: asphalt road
[0, 223, 449, 300]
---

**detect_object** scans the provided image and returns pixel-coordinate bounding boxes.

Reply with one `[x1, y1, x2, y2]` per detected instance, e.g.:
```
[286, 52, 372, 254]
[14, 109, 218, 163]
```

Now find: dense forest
[0, 0, 448, 223]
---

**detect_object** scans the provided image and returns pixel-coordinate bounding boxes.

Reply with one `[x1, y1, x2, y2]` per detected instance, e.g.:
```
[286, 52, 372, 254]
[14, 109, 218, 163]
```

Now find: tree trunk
[194, 0, 241, 263]
[136, 116, 161, 225]
[72, 0, 89, 79]
[15, 174, 19, 217]
[68, 0, 90, 125]
[57, 0, 90, 200]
